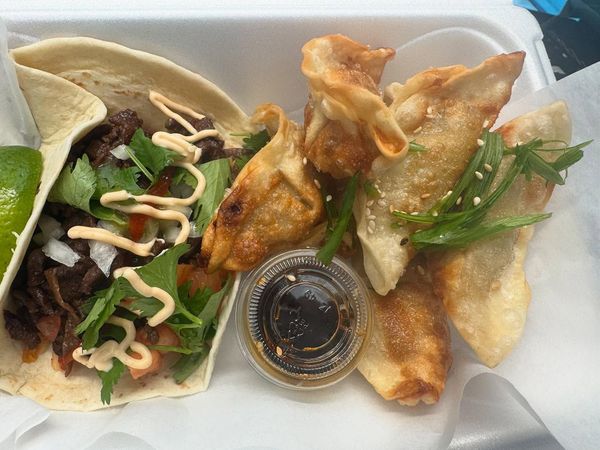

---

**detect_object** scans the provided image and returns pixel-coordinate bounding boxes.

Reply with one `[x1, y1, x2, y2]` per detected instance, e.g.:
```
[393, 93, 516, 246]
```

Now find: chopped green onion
[317, 174, 359, 265]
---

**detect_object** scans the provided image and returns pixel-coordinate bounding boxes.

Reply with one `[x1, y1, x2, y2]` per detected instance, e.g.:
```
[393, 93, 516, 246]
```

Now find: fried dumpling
[428, 101, 571, 367]
[302, 34, 408, 179]
[201, 104, 324, 272]
[355, 52, 525, 296]
[358, 259, 452, 405]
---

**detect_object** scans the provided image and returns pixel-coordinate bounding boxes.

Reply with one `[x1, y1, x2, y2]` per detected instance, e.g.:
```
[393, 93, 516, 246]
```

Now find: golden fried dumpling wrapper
[355, 52, 525, 296]
[301, 34, 408, 178]
[428, 101, 572, 367]
[358, 259, 452, 405]
[201, 104, 324, 272]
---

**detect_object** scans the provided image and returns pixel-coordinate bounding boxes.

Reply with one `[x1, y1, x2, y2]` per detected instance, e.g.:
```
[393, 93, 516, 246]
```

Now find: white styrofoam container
[0, 2, 561, 449]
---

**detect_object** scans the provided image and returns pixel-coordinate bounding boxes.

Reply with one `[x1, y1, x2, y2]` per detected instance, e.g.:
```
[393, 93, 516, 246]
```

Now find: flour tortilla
[2, 37, 252, 410]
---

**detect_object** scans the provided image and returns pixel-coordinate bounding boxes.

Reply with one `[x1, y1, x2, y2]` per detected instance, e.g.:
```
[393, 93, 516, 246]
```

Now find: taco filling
[4, 92, 266, 404]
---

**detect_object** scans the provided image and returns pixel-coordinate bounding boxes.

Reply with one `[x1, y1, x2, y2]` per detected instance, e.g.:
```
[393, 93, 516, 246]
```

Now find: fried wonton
[358, 259, 452, 405]
[428, 102, 571, 367]
[201, 104, 324, 272]
[355, 52, 525, 295]
[302, 34, 408, 179]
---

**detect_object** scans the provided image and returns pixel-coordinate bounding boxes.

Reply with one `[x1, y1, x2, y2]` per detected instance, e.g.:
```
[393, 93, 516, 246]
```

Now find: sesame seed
[389, 205, 396, 213]
[368, 220, 376, 230]
[367, 226, 374, 234]
[410, 211, 419, 216]
[484, 163, 493, 172]
[285, 274, 296, 282]
[475, 171, 483, 180]
[483, 119, 490, 128]
[302, 157, 307, 165]
[368, 215, 376, 220]
[416, 265, 425, 276]
[425, 114, 435, 119]
[426, 106, 433, 115]
[276, 346, 283, 356]
[380, 192, 386, 199]
[313, 179, 321, 189]
[456, 196, 462, 206]
[420, 193, 431, 199]
[414, 126, 422, 134]
[325, 195, 333, 202]
[377, 199, 386, 207]
[432, 211, 439, 217]
[477, 138, 485, 147]
[473, 196, 481, 206]
[373, 183, 380, 190]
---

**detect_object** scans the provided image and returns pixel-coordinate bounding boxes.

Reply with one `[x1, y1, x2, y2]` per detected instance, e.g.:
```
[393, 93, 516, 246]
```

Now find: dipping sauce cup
[236, 249, 372, 389]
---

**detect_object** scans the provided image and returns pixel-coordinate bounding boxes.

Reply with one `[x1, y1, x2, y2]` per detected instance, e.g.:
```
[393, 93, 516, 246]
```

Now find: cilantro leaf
[134, 243, 189, 300]
[232, 129, 270, 170]
[46, 155, 129, 225]
[48, 154, 96, 214]
[192, 159, 231, 234]
[172, 348, 209, 384]
[128, 129, 180, 181]
[76, 280, 126, 349]
[94, 164, 144, 197]
[97, 359, 125, 405]
[242, 129, 270, 153]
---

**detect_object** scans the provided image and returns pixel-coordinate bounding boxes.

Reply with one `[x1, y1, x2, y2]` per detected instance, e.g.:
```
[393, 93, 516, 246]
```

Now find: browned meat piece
[82, 109, 144, 167]
[81, 265, 106, 295]
[4, 309, 41, 349]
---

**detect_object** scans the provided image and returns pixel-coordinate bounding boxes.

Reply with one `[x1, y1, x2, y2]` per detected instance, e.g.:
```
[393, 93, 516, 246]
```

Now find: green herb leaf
[411, 213, 551, 250]
[192, 159, 231, 234]
[172, 348, 209, 384]
[48, 154, 96, 214]
[233, 129, 270, 170]
[94, 164, 144, 198]
[242, 129, 270, 153]
[97, 359, 125, 405]
[523, 150, 565, 185]
[128, 129, 181, 181]
[317, 173, 359, 265]
[76, 280, 126, 349]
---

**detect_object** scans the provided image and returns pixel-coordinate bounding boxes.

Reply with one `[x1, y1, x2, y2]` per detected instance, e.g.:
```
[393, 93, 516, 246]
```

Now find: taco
[0, 37, 265, 411]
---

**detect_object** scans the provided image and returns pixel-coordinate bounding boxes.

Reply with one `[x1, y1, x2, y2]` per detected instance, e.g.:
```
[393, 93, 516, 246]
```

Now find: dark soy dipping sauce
[256, 269, 353, 372]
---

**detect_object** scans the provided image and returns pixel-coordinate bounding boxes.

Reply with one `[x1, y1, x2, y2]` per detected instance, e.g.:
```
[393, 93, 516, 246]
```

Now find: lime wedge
[0, 146, 42, 277]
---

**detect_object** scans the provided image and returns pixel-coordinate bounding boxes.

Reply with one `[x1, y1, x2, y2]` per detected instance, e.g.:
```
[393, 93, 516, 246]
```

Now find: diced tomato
[36, 315, 61, 342]
[129, 350, 162, 380]
[128, 167, 176, 242]
[128, 213, 147, 242]
[177, 264, 226, 293]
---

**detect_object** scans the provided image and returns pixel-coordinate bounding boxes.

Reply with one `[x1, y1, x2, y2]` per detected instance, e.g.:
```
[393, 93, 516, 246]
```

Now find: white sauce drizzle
[70, 92, 220, 371]
[72, 316, 152, 372]
[114, 267, 175, 327]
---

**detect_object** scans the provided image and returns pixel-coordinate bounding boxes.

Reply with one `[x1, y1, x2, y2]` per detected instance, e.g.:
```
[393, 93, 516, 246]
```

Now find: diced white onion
[98, 220, 126, 236]
[89, 240, 118, 278]
[38, 214, 64, 244]
[162, 223, 181, 243]
[110, 144, 130, 160]
[42, 238, 81, 267]
[188, 221, 201, 238]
